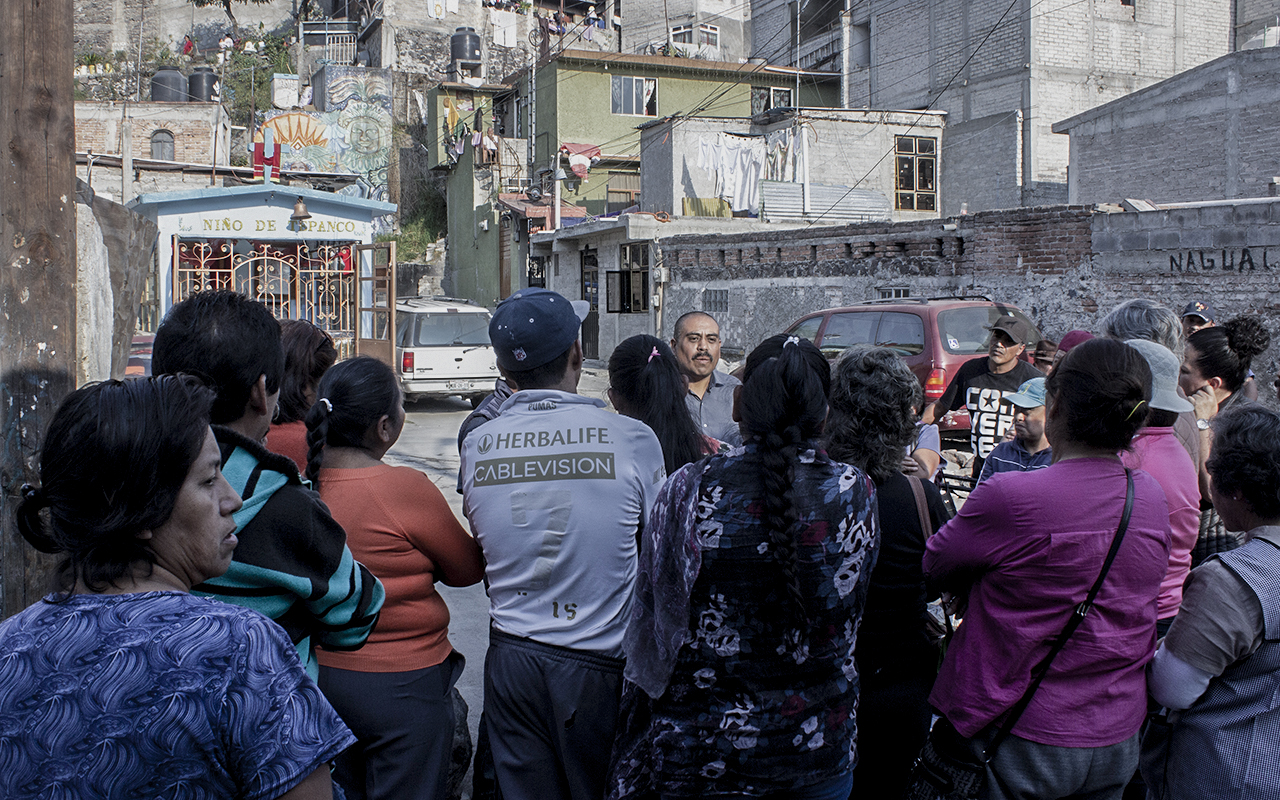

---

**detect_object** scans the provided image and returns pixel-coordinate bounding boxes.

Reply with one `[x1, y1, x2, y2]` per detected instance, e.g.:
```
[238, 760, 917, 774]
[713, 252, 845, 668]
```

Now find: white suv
[395, 296, 498, 407]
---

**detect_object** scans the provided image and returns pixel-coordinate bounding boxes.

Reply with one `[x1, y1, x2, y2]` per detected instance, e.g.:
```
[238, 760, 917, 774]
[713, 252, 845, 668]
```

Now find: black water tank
[451, 27, 481, 63]
[150, 67, 186, 102]
[189, 66, 218, 103]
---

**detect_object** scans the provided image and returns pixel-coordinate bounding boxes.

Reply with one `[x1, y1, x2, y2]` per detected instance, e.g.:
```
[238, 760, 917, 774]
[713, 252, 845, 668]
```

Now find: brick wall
[656, 201, 1280, 391]
[75, 102, 225, 163]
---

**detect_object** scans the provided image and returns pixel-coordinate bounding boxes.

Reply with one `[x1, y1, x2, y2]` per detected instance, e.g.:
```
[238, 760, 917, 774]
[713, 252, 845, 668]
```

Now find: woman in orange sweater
[307, 356, 484, 800]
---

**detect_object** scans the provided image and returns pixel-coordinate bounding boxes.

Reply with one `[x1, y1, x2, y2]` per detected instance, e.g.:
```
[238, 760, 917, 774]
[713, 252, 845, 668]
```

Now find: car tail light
[924, 368, 946, 402]
[401, 351, 414, 373]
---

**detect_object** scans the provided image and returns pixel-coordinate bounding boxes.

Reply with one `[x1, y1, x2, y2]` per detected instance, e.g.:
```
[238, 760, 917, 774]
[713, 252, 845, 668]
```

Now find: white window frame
[611, 75, 658, 117]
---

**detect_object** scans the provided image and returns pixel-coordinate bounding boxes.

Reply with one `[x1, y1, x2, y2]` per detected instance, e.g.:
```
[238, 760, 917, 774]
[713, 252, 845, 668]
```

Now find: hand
[902, 456, 921, 475]
[1190, 386, 1217, 424]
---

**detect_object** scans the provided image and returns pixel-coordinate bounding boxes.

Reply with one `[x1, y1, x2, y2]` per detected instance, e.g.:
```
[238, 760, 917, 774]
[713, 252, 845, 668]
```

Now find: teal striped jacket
[194, 426, 385, 678]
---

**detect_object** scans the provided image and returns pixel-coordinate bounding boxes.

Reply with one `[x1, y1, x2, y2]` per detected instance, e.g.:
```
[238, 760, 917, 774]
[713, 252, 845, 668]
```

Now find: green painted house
[425, 50, 840, 307]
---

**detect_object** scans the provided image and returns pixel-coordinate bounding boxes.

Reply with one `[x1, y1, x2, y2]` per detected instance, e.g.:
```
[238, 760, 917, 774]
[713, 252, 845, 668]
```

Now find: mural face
[255, 67, 393, 229]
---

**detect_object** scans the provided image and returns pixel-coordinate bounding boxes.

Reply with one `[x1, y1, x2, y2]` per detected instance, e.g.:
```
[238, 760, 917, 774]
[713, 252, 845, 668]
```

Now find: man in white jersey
[460, 288, 666, 800]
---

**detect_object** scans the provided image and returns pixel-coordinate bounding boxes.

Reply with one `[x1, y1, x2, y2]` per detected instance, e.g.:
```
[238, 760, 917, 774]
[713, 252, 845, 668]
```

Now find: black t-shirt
[937, 357, 1041, 458]
[855, 472, 950, 675]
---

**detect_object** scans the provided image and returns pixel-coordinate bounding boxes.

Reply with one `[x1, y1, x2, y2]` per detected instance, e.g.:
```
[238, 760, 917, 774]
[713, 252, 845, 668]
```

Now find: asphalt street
[381, 365, 613, 779]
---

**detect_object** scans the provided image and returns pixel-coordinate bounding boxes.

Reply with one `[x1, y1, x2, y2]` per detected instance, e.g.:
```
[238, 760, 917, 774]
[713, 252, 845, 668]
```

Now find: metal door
[355, 241, 396, 366]
[580, 247, 599, 360]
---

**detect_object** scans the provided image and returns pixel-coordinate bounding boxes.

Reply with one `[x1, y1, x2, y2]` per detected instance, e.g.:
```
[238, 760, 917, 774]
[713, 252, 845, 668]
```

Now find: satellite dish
[526, 186, 543, 202]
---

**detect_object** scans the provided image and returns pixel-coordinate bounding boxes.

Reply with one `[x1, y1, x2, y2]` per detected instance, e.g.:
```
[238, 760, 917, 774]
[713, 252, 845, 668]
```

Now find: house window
[611, 76, 657, 117]
[514, 95, 526, 139]
[894, 135, 936, 211]
[751, 86, 793, 114]
[703, 288, 728, 314]
[607, 244, 650, 313]
[878, 286, 910, 299]
[671, 24, 717, 46]
[150, 129, 175, 161]
[606, 172, 641, 214]
[1120, 0, 1134, 5]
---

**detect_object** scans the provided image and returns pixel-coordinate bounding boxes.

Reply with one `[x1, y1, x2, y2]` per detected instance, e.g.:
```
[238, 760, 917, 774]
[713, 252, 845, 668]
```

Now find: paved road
[381, 366, 612, 791]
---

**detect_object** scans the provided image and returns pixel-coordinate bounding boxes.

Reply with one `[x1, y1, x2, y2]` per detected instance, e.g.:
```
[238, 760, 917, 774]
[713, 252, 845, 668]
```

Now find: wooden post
[0, 0, 78, 618]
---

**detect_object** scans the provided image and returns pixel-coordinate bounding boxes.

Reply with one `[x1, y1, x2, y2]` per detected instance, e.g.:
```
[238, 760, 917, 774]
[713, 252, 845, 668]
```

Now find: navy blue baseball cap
[1181, 300, 1215, 324]
[489, 288, 590, 371]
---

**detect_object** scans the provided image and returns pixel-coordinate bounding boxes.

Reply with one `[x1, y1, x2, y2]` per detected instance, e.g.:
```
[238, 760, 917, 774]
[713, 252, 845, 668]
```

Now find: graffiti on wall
[254, 67, 393, 229]
[1169, 248, 1275, 273]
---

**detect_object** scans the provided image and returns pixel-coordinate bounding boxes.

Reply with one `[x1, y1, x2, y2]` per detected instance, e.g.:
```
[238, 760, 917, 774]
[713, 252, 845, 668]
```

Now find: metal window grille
[326, 34, 357, 64]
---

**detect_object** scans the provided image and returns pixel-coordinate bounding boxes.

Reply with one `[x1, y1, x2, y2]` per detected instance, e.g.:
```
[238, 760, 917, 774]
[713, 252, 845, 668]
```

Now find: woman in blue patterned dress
[0, 376, 355, 800]
[609, 334, 880, 799]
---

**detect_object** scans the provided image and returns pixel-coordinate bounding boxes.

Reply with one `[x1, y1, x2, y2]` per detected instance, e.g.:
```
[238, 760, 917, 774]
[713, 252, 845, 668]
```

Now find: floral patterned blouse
[609, 444, 879, 798]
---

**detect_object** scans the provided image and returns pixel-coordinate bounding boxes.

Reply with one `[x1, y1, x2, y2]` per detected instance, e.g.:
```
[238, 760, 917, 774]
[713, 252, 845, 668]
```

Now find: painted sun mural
[254, 67, 394, 229]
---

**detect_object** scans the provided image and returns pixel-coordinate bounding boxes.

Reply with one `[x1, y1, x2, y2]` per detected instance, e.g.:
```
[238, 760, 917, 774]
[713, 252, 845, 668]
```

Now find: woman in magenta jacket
[924, 338, 1172, 800]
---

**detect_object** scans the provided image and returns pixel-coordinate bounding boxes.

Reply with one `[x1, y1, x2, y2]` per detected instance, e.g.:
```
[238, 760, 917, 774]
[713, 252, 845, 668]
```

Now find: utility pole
[0, 0, 78, 617]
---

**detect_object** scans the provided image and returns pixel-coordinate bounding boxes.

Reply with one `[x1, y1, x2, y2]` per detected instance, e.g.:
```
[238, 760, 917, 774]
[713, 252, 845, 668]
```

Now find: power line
[803, 0, 1025, 228]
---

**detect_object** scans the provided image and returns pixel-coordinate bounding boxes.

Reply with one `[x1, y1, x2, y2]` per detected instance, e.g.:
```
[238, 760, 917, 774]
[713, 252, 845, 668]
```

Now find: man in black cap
[459, 288, 666, 800]
[1181, 300, 1216, 339]
[923, 316, 1042, 478]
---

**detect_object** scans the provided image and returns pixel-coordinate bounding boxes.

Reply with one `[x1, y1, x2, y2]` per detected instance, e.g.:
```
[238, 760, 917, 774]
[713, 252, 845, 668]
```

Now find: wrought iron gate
[174, 237, 360, 358]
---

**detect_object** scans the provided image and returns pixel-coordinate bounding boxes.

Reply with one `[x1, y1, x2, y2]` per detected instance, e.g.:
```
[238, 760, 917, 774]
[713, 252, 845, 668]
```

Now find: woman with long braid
[608, 334, 879, 800]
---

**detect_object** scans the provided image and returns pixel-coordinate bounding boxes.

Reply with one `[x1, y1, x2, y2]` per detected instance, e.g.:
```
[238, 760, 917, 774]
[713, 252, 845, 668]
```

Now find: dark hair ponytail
[277, 319, 338, 423]
[607, 335, 705, 473]
[16, 375, 215, 594]
[1187, 315, 1271, 393]
[15, 485, 58, 554]
[305, 356, 401, 485]
[739, 334, 831, 626]
[1045, 338, 1151, 451]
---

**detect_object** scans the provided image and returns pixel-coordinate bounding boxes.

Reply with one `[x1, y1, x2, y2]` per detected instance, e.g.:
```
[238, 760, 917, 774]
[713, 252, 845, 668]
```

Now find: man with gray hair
[1100, 298, 1183, 355]
[1101, 298, 1199, 465]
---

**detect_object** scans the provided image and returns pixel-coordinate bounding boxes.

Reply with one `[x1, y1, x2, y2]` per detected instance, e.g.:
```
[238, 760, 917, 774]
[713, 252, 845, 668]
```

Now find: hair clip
[647, 346, 660, 363]
[1125, 399, 1146, 421]
[784, 336, 801, 347]
[319, 398, 333, 412]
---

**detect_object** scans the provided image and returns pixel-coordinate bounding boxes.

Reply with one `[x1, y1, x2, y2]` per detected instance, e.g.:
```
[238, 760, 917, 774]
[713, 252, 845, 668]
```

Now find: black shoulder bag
[903, 469, 1135, 800]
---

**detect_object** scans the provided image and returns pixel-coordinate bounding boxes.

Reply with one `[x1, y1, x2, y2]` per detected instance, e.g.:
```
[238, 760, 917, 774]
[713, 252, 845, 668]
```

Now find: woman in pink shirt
[924, 338, 1172, 800]
[1120, 339, 1201, 635]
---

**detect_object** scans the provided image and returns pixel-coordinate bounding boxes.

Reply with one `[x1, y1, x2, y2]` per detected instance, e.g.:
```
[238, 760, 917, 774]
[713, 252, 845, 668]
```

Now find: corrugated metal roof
[760, 181, 891, 223]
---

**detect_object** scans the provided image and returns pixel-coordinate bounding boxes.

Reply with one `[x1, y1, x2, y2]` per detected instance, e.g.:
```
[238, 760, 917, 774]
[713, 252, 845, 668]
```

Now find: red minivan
[785, 297, 1041, 437]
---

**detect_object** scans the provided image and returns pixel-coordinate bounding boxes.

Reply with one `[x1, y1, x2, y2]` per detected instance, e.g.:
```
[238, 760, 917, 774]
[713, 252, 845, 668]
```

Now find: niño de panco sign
[199, 216, 361, 234]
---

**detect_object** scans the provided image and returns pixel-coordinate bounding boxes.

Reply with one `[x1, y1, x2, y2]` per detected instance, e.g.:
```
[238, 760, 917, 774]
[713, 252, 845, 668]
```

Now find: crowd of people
[1, 287, 1279, 800]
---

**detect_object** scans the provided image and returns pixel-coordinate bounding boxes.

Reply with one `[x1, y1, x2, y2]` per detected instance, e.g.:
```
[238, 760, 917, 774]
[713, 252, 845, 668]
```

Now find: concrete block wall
[939, 112, 1022, 216]
[750, 0, 793, 65]
[1059, 49, 1280, 206]
[655, 200, 1280, 391]
[871, 0, 932, 103]
[621, 0, 752, 62]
